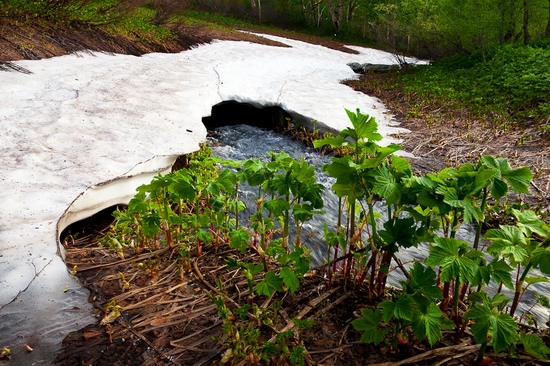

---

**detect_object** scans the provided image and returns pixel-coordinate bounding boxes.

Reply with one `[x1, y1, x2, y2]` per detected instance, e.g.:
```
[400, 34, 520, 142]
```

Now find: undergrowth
[99, 109, 550, 365]
[387, 43, 550, 126]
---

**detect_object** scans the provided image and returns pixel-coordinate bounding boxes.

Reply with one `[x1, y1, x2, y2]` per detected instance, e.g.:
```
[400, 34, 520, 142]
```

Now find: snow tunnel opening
[202, 100, 293, 131]
[59, 204, 124, 245]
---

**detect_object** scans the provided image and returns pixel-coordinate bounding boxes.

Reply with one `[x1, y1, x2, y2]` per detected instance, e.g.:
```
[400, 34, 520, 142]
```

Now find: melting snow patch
[0, 33, 415, 363]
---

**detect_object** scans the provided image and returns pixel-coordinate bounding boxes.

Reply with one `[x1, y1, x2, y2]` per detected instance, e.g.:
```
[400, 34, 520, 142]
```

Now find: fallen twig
[369, 343, 481, 366]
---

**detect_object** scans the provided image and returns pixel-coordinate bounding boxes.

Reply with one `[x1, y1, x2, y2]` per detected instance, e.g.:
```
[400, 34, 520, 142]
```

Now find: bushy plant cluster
[103, 110, 550, 364]
[398, 43, 550, 122]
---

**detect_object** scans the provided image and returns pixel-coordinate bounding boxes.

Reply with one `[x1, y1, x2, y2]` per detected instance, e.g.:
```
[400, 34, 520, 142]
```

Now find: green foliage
[351, 308, 389, 345]
[519, 331, 550, 359]
[213, 292, 312, 365]
[397, 44, 550, 122]
[102, 109, 550, 362]
[466, 292, 519, 354]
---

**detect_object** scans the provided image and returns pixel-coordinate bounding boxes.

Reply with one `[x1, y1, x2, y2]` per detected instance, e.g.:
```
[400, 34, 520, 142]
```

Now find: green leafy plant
[100, 109, 550, 364]
[353, 262, 452, 349]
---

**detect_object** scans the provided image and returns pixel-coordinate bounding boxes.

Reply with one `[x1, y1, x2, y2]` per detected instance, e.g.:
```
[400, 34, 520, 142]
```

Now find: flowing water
[208, 123, 550, 324]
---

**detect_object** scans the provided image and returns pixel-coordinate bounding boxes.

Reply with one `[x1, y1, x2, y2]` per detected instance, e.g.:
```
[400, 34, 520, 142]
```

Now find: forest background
[188, 0, 550, 58]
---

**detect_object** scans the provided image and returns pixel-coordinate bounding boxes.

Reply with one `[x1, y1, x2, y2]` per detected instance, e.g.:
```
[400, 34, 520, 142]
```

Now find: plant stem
[510, 262, 532, 316]
[473, 187, 488, 250]
[475, 341, 488, 365]
[235, 180, 240, 228]
[344, 199, 356, 285]
[369, 251, 377, 302]
[442, 281, 450, 311]
[376, 249, 392, 297]
[453, 276, 461, 329]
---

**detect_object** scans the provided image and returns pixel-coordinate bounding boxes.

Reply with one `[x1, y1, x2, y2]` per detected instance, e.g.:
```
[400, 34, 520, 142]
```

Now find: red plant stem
[196, 239, 202, 257]
[332, 243, 339, 274]
[344, 249, 354, 288]
[441, 281, 450, 311]
[164, 227, 173, 248]
[510, 263, 528, 317]
[357, 254, 376, 293]
[459, 282, 469, 302]
[376, 250, 392, 297]
[369, 251, 377, 302]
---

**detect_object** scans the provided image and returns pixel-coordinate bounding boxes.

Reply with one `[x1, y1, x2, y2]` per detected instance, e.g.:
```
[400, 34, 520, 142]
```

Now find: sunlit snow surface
[0, 33, 416, 363]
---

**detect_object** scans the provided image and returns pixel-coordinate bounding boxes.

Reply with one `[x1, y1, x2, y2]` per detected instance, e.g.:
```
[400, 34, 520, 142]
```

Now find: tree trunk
[258, 0, 262, 23]
[498, 0, 517, 44]
[326, 0, 345, 33]
[347, 0, 357, 22]
[546, 0, 550, 36]
[523, 0, 530, 44]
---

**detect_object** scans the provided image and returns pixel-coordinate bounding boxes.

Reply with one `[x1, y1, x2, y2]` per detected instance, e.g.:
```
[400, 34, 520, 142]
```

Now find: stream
[208, 123, 550, 325]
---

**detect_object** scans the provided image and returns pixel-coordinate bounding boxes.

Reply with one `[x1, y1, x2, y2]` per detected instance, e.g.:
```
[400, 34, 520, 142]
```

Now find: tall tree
[326, 0, 345, 33]
[524, 0, 531, 43]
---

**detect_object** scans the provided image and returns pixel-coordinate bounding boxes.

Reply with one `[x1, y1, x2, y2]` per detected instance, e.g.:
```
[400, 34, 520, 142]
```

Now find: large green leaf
[280, 267, 300, 293]
[242, 159, 267, 187]
[143, 213, 161, 237]
[512, 208, 550, 237]
[313, 135, 346, 149]
[481, 155, 532, 195]
[441, 256, 478, 284]
[491, 314, 519, 353]
[391, 154, 412, 176]
[379, 217, 416, 249]
[437, 186, 482, 222]
[411, 301, 443, 347]
[228, 227, 250, 254]
[351, 308, 389, 346]
[487, 258, 514, 290]
[379, 296, 415, 322]
[288, 247, 311, 276]
[485, 225, 528, 264]
[256, 270, 284, 296]
[128, 191, 150, 214]
[520, 331, 550, 359]
[524, 275, 549, 285]
[467, 301, 518, 354]
[264, 198, 290, 217]
[402, 262, 443, 301]
[532, 248, 550, 274]
[425, 237, 462, 265]
[504, 166, 533, 194]
[491, 178, 509, 201]
[485, 225, 527, 245]
[372, 164, 401, 204]
[323, 156, 364, 200]
[425, 237, 478, 283]
[344, 108, 383, 142]
[363, 145, 402, 169]
[472, 169, 499, 194]
[171, 175, 196, 201]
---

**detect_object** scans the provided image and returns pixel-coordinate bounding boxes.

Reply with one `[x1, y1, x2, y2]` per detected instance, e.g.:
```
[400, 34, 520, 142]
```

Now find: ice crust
[0, 33, 414, 364]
